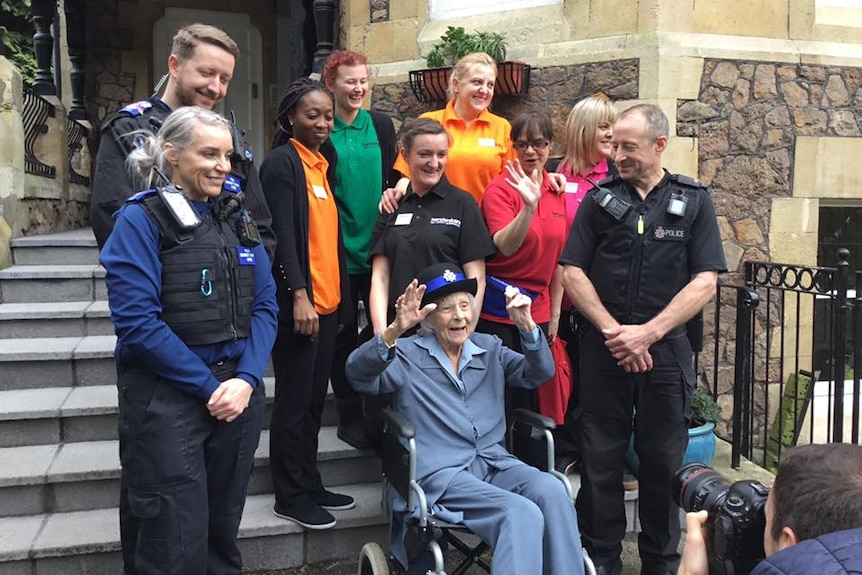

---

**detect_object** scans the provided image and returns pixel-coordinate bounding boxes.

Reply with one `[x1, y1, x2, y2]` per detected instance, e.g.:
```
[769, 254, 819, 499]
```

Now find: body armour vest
[135, 192, 255, 346]
[586, 173, 708, 324]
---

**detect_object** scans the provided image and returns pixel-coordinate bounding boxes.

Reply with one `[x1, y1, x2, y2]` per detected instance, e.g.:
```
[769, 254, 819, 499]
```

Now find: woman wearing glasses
[478, 111, 567, 378]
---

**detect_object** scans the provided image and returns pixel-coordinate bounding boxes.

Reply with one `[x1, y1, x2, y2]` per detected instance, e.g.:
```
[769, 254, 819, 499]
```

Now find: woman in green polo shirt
[321, 50, 400, 451]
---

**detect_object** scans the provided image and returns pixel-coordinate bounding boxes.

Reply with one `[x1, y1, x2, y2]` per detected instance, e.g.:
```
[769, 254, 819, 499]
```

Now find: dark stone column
[64, 0, 87, 120]
[311, 0, 337, 73]
[31, 0, 57, 95]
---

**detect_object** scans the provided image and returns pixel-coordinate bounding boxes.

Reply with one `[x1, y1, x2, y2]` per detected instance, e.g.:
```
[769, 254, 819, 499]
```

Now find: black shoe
[554, 454, 581, 475]
[337, 421, 371, 450]
[594, 560, 623, 575]
[312, 488, 356, 510]
[273, 498, 336, 530]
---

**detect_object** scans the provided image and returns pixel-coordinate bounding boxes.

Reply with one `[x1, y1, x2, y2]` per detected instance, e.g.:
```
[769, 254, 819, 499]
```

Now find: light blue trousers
[438, 461, 585, 575]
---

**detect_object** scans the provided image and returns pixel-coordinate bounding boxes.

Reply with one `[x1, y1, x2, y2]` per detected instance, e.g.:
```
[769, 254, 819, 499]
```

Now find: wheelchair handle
[383, 408, 415, 439]
[512, 408, 557, 431]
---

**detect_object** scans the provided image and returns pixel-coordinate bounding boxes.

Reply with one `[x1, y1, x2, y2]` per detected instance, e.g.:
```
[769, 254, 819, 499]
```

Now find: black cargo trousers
[117, 364, 265, 575]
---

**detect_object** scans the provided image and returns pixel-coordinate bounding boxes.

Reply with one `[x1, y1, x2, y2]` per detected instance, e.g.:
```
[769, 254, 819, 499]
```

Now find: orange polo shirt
[291, 138, 340, 315]
[394, 100, 514, 203]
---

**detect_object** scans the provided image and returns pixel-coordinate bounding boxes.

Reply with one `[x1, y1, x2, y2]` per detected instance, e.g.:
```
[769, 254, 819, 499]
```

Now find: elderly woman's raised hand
[382, 280, 438, 347]
[504, 160, 541, 211]
[505, 285, 537, 333]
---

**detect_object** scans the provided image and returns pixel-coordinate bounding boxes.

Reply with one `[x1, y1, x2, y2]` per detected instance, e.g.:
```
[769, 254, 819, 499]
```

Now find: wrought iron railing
[22, 85, 57, 179]
[67, 116, 89, 186]
[703, 251, 861, 470]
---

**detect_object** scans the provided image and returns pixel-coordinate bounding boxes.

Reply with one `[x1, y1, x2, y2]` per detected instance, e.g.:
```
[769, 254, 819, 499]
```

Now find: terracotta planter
[495, 61, 531, 97]
[408, 61, 532, 102]
[408, 67, 452, 103]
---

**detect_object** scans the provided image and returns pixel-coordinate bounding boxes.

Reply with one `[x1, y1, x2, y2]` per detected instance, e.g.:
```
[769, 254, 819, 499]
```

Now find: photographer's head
[766, 443, 862, 555]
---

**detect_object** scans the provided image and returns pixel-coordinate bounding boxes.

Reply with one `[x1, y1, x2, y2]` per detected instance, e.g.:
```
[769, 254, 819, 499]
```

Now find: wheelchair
[357, 407, 596, 575]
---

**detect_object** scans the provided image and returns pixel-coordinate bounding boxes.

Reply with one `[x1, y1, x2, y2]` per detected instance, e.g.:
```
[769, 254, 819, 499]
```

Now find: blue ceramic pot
[625, 422, 716, 474]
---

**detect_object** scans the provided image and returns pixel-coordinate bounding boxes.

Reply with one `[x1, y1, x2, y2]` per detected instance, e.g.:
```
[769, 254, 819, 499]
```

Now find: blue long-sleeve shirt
[100, 199, 278, 400]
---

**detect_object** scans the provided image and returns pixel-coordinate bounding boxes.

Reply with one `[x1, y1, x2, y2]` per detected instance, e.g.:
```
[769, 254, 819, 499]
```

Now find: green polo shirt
[330, 109, 384, 274]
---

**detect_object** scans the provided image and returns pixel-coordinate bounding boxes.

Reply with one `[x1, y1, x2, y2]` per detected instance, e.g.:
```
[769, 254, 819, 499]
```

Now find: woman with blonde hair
[392, 52, 514, 204]
[551, 95, 618, 474]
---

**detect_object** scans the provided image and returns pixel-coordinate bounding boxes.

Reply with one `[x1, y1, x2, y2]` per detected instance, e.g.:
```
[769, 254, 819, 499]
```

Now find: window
[430, 0, 561, 20]
[815, 0, 862, 27]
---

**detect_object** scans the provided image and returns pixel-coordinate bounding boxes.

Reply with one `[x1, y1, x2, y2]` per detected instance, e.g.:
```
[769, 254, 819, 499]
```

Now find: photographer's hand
[678, 511, 710, 575]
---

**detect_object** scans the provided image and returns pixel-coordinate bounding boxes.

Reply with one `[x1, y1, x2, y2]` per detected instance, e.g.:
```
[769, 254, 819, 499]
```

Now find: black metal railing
[67, 116, 89, 186]
[22, 85, 57, 179]
[705, 251, 861, 470]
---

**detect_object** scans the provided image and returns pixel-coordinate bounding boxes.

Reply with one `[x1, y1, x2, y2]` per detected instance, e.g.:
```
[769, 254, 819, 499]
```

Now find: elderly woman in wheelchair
[347, 262, 586, 575]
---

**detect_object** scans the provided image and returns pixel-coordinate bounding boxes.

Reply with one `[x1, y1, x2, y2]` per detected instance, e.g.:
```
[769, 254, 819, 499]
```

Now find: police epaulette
[119, 100, 154, 117]
[670, 173, 704, 189]
[126, 189, 158, 203]
[595, 174, 621, 186]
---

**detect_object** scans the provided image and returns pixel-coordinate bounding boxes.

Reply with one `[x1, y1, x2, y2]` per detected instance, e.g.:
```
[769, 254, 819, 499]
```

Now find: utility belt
[121, 358, 239, 382]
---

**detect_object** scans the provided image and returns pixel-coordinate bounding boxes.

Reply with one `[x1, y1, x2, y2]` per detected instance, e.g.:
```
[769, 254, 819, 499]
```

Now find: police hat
[417, 263, 478, 308]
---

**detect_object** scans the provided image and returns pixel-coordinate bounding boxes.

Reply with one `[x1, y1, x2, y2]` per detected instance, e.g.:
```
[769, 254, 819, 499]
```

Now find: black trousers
[118, 367, 265, 575]
[329, 273, 371, 427]
[553, 308, 582, 460]
[269, 311, 338, 507]
[576, 326, 694, 575]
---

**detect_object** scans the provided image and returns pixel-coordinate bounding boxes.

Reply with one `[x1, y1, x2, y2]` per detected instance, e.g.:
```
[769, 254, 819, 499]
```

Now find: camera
[674, 463, 770, 575]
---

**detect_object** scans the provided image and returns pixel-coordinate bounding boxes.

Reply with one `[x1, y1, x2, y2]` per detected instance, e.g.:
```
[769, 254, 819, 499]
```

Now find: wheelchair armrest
[383, 408, 415, 439]
[512, 408, 557, 432]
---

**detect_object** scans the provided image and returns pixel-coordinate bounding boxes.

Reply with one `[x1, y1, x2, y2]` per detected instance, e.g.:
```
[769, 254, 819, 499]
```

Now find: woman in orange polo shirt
[393, 52, 514, 204]
[260, 78, 353, 531]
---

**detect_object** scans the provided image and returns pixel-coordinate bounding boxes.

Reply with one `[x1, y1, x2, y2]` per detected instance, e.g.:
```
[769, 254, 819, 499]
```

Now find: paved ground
[248, 533, 645, 574]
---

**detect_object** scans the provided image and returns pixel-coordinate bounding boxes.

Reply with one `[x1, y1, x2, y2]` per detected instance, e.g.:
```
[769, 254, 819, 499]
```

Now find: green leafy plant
[1, 0, 36, 84]
[692, 387, 722, 426]
[425, 26, 508, 68]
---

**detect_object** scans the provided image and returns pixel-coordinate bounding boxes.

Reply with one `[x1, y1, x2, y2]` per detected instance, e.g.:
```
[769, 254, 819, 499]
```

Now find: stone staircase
[0, 229, 388, 574]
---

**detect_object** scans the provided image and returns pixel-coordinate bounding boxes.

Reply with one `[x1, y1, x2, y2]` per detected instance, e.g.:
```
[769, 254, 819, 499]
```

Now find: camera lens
[674, 462, 731, 513]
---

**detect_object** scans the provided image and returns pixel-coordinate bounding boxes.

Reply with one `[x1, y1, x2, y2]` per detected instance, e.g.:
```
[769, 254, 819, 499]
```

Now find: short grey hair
[619, 103, 669, 142]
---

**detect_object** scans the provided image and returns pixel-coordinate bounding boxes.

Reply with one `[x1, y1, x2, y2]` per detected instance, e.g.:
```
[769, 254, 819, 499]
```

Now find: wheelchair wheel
[358, 542, 390, 575]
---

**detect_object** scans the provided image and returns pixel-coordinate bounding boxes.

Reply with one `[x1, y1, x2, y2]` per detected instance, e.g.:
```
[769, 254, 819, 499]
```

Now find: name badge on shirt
[236, 246, 257, 266]
[565, 182, 579, 194]
[478, 138, 496, 148]
[312, 185, 327, 199]
[394, 213, 413, 226]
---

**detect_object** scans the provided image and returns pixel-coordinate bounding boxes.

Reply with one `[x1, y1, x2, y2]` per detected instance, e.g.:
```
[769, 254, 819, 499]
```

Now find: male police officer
[89, 23, 274, 257]
[679, 443, 862, 575]
[560, 104, 727, 575]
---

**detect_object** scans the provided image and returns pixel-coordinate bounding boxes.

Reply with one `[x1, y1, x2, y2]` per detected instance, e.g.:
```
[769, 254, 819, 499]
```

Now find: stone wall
[677, 59, 862, 279]
[370, 59, 640, 156]
[681, 58, 862, 444]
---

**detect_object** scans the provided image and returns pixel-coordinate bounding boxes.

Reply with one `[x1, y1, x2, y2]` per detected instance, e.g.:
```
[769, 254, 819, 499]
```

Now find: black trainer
[273, 497, 336, 530]
[312, 488, 356, 511]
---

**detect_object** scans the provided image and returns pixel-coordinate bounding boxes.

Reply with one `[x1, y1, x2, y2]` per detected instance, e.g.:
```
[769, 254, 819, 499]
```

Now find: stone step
[0, 265, 106, 304]
[10, 228, 98, 261]
[0, 301, 112, 339]
[0, 336, 115, 391]
[0, 482, 388, 574]
[0, 379, 340, 448]
[0, 426, 380, 518]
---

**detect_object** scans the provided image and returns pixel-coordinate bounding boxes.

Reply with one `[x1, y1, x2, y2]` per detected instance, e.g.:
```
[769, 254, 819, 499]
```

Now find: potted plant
[408, 26, 530, 102]
[625, 387, 722, 474]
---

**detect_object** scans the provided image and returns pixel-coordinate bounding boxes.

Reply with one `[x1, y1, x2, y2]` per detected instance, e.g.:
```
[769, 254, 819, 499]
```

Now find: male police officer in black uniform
[89, 23, 275, 259]
[560, 104, 726, 575]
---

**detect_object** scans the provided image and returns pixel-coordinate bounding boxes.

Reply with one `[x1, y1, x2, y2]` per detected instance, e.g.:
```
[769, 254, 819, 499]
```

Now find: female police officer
[100, 106, 278, 574]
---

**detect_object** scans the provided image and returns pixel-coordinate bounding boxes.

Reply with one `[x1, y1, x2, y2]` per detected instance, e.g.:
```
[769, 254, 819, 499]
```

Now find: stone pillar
[0, 58, 26, 269]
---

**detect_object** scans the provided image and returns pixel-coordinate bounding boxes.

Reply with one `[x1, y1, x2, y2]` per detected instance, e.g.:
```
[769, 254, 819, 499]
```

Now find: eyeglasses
[512, 139, 551, 151]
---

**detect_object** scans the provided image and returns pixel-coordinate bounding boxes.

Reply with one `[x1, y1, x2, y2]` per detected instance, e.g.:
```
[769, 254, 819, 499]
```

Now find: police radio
[587, 178, 631, 221]
[152, 167, 201, 230]
[228, 111, 253, 168]
[215, 191, 261, 248]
